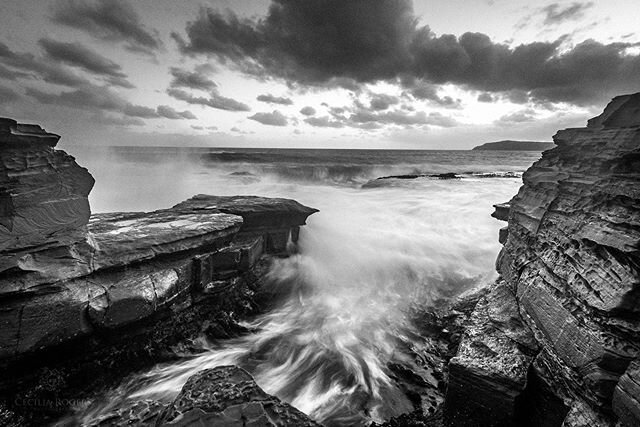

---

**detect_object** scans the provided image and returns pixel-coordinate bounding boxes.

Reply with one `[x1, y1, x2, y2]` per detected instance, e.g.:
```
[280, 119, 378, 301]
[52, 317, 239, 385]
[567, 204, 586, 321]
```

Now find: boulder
[445, 281, 537, 426]
[158, 366, 319, 426]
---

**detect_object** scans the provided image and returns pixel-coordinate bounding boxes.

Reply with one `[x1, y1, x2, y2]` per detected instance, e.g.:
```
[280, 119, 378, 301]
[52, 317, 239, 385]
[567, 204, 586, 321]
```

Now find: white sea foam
[65, 148, 532, 425]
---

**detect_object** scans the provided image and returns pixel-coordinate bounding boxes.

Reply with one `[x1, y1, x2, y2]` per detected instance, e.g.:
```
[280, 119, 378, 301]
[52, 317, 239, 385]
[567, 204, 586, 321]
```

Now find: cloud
[157, 105, 197, 120]
[248, 110, 288, 126]
[230, 126, 253, 134]
[0, 64, 30, 81]
[167, 88, 251, 111]
[300, 106, 316, 116]
[122, 104, 157, 118]
[39, 38, 134, 87]
[175, 0, 640, 106]
[495, 109, 537, 124]
[91, 112, 145, 127]
[304, 116, 344, 128]
[350, 109, 457, 127]
[257, 94, 293, 105]
[169, 67, 217, 90]
[542, 2, 594, 25]
[51, 0, 162, 53]
[25, 84, 157, 119]
[477, 92, 494, 102]
[369, 93, 399, 110]
[0, 42, 89, 87]
[0, 85, 19, 103]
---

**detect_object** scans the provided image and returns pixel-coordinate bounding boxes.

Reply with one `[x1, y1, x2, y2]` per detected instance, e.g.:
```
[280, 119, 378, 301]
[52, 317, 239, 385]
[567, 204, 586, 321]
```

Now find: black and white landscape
[0, 1, 639, 426]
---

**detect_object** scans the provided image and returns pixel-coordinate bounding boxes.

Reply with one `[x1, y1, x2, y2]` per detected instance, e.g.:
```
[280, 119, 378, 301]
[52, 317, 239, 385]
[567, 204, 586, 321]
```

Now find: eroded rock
[158, 366, 319, 426]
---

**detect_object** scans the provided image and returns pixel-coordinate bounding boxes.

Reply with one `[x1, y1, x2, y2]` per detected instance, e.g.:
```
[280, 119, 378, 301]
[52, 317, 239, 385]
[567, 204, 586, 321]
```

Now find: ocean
[67, 147, 542, 425]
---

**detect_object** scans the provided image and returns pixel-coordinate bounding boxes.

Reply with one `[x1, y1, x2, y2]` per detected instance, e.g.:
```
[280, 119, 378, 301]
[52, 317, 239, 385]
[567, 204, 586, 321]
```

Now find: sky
[0, 0, 639, 149]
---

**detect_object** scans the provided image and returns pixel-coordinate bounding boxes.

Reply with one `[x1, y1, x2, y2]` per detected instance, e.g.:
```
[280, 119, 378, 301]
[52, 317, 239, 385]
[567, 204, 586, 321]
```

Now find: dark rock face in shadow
[444, 93, 640, 426]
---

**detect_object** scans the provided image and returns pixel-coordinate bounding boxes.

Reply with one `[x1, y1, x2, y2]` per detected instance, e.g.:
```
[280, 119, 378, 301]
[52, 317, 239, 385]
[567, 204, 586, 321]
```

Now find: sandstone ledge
[0, 195, 316, 361]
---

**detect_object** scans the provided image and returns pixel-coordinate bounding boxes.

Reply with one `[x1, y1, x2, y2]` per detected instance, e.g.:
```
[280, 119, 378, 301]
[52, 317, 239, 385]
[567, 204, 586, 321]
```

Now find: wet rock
[158, 366, 319, 426]
[562, 399, 615, 427]
[172, 194, 317, 232]
[445, 281, 536, 426]
[87, 399, 168, 427]
[88, 210, 242, 272]
[173, 195, 317, 253]
[613, 360, 640, 427]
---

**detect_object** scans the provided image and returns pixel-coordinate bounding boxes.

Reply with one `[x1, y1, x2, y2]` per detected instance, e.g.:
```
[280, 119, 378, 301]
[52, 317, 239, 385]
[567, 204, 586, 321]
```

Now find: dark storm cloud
[169, 67, 217, 91]
[39, 38, 134, 88]
[300, 106, 316, 116]
[167, 88, 251, 112]
[248, 110, 288, 126]
[257, 94, 293, 105]
[0, 85, 19, 103]
[157, 105, 197, 120]
[175, 0, 640, 105]
[51, 0, 162, 53]
[542, 2, 594, 25]
[0, 42, 89, 87]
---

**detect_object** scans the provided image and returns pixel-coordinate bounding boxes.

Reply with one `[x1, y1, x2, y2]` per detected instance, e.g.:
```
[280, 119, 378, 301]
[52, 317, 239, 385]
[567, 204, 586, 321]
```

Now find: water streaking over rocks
[50, 148, 533, 425]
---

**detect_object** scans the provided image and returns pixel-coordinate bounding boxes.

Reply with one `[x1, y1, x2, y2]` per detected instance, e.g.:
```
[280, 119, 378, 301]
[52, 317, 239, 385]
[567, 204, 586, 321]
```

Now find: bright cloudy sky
[0, 0, 639, 149]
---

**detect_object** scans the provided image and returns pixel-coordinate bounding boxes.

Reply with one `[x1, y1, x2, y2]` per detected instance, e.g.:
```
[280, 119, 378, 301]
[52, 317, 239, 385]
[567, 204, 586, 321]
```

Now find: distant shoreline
[472, 140, 555, 151]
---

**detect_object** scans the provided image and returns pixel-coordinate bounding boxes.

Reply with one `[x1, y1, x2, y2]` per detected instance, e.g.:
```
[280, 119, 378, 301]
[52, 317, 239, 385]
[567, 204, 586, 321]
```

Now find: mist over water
[68, 147, 539, 425]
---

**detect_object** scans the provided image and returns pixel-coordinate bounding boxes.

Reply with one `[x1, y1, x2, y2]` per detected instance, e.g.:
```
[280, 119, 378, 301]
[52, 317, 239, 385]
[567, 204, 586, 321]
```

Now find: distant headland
[471, 140, 555, 151]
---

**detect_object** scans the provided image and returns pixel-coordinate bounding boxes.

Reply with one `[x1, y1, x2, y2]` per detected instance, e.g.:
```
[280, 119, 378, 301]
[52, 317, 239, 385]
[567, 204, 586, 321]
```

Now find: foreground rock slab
[158, 366, 319, 426]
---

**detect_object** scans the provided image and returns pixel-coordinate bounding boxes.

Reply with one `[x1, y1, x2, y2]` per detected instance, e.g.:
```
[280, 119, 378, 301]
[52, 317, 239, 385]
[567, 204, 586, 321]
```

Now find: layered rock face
[445, 93, 640, 426]
[0, 117, 94, 276]
[0, 118, 317, 366]
[0, 195, 315, 361]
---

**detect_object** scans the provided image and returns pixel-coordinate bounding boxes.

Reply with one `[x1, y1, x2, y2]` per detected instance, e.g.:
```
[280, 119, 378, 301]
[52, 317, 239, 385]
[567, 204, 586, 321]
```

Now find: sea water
[66, 147, 541, 425]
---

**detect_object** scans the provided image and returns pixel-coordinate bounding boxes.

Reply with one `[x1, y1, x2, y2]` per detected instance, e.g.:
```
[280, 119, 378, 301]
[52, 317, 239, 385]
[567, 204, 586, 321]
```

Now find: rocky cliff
[0, 118, 94, 277]
[445, 93, 640, 426]
[0, 118, 317, 425]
